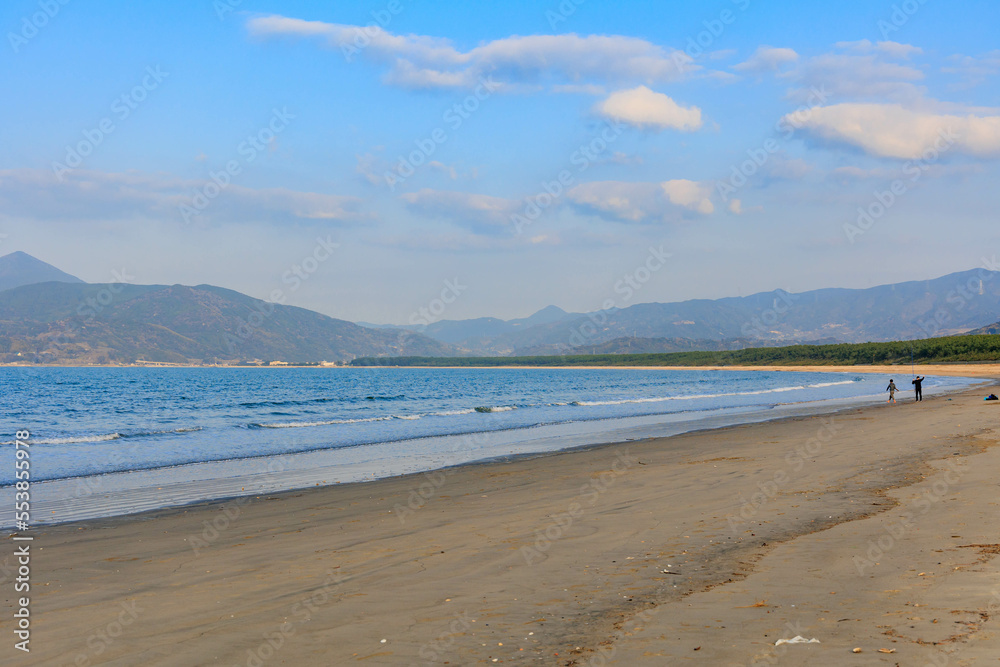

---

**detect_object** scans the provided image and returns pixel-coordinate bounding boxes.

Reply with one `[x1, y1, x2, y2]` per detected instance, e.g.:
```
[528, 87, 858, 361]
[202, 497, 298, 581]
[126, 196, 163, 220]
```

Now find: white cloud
[0, 169, 364, 224]
[246, 16, 695, 90]
[594, 86, 702, 131]
[763, 155, 814, 181]
[355, 153, 383, 186]
[835, 39, 923, 59]
[608, 151, 644, 166]
[426, 161, 459, 180]
[567, 180, 713, 222]
[728, 199, 743, 214]
[734, 46, 799, 73]
[568, 181, 656, 221]
[660, 180, 714, 214]
[828, 166, 894, 182]
[400, 189, 521, 233]
[729, 43, 936, 109]
[738, 41, 930, 105]
[876, 41, 923, 60]
[552, 83, 606, 95]
[943, 50, 1000, 89]
[784, 52, 926, 104]
[786, 103, 1000, 159]
[707, 49, 737, 61]
[356, 153, 470, 188]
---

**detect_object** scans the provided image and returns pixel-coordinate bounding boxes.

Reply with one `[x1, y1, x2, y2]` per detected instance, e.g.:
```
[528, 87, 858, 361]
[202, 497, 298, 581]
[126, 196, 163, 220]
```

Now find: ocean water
[0, 367, 980, 525]
[1, 366, 974, 483]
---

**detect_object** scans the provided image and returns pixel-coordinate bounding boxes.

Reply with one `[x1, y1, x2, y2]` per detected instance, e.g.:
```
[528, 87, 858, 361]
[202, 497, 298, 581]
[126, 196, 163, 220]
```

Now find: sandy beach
[5, 372, 1000, 665]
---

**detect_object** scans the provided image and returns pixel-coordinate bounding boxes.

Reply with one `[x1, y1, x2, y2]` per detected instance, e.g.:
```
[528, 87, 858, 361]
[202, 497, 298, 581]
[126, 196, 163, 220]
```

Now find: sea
[0, 367, 981, 526]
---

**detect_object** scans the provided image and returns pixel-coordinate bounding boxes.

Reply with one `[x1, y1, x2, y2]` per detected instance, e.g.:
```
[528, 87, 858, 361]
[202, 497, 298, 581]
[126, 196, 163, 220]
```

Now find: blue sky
[2, 0, 998, 323]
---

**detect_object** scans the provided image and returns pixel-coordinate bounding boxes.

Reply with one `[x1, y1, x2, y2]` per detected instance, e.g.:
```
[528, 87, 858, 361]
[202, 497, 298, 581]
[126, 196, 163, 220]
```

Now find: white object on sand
[774, 636, 820, 646]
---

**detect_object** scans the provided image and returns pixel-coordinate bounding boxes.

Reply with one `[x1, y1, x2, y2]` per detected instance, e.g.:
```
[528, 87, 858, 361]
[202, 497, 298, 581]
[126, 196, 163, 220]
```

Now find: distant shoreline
[5, 362, 1000, 378]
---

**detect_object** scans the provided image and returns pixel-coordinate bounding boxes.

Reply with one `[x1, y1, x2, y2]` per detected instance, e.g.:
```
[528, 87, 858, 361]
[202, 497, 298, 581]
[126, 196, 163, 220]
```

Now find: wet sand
[4, 378, 1000, 665]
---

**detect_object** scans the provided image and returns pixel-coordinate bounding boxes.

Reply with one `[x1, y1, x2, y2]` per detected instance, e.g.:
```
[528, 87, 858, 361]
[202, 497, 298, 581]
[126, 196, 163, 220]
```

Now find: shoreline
[5, 362, 1000, 374]
[6, 382, 1000, 663]
[4, 373, 986, 529]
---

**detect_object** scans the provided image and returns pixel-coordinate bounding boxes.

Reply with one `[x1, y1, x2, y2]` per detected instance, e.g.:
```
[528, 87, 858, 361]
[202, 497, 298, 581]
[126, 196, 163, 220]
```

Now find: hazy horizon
[3, 0, 998, 324]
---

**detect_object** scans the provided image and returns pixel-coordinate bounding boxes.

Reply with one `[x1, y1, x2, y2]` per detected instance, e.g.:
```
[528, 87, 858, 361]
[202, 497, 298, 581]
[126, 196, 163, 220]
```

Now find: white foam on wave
[432, 408, 477, 416]
[568, 383, 843, 407]
[4, 427, 204, 446]
[32, 433, 122, 445]
[255, 409, 483, 428]
[256, 416, 394, 428]
[474, 406, 516, 413]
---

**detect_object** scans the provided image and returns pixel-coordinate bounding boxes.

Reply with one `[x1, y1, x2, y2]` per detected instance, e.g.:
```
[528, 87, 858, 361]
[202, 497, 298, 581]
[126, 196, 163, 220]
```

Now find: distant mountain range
[968, 320, 1000, 335]
[0, 251, 84, 292]
[0, 254, 454, 364]
[2, 250, 998, 364]
[359, 304, 575, 346]
[361, 270, 1000, 355]
[565, 335, 843, 356]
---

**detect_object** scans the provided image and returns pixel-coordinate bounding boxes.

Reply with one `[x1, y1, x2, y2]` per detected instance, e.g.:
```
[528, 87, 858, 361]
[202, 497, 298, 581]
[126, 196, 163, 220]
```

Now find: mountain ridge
[0, 251, 84, 292]
[375, 269, 1000, 354]
[3, 251, 997, 364]
[0, 281, 457, 364]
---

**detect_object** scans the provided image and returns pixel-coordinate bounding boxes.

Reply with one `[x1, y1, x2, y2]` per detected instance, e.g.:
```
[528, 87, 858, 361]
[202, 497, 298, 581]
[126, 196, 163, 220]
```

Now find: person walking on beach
[912, 376, 925, 401]
[886, 379, 898, 403]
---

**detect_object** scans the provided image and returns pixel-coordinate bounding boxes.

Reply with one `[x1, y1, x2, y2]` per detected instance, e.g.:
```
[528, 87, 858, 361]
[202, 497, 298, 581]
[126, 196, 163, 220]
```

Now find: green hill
[0, 282, 455, 364]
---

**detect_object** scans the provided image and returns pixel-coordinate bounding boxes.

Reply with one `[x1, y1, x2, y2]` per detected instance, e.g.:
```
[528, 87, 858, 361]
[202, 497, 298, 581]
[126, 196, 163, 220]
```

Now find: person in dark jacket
[912, 376, 925, 401]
